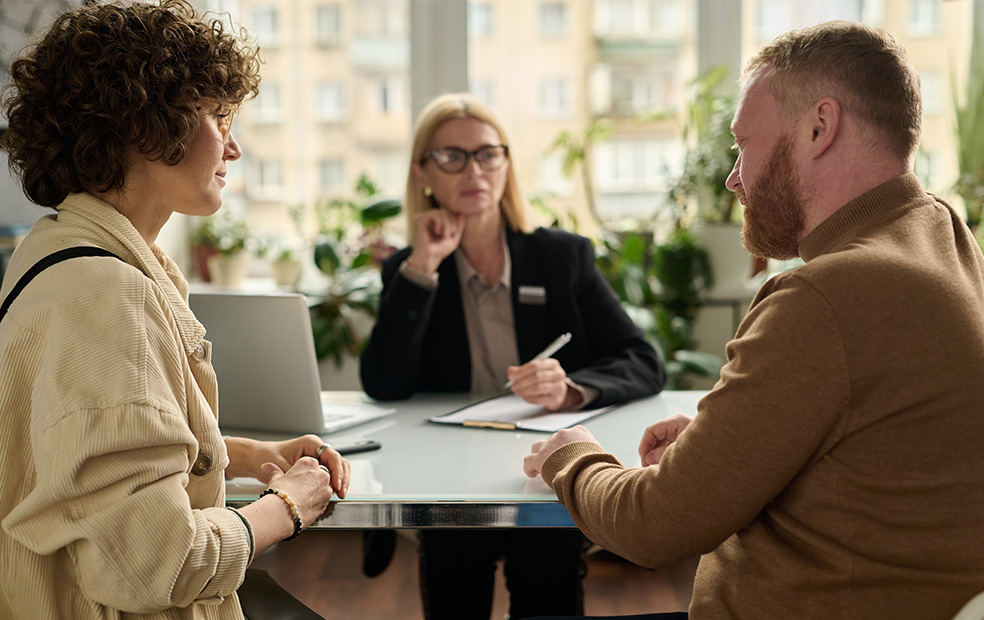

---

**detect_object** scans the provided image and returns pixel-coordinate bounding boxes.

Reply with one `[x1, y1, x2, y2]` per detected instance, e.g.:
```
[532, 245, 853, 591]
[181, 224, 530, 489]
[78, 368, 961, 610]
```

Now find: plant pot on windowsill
[271, 256, 302, 288]
[207, 252, 248, 287]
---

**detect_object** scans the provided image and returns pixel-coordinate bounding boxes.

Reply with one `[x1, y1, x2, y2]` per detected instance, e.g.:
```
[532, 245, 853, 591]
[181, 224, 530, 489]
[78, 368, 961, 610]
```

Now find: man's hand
[638, 414, 693, 466]
[523, 425, 601, 478]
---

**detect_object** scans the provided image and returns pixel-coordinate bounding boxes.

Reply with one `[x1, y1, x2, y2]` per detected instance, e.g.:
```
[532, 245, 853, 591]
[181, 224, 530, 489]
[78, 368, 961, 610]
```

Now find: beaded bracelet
[258, 488, 303, 542]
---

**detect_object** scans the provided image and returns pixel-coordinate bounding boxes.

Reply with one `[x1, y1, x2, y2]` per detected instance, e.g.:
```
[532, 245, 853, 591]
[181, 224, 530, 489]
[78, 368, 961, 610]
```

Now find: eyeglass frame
[421, 144, 510, 174]
[215, 103, 238, 142]
[196, 101, 238, 142]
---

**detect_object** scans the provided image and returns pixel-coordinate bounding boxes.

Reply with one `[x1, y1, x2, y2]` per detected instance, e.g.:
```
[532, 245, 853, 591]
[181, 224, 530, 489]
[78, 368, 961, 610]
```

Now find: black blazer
[359, 227, 665, 406]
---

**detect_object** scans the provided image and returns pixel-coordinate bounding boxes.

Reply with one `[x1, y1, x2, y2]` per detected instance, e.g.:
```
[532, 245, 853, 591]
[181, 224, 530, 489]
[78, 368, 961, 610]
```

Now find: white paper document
[429, 393, 617, 432]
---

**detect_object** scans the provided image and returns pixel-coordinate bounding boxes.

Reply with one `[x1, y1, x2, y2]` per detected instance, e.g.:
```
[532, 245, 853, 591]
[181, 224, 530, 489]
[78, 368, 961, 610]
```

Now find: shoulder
[512, 227, 594, 261]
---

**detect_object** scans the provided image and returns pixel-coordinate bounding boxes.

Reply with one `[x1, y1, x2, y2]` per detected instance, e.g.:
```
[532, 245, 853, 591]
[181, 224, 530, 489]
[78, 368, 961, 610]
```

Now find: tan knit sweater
[0, 195, 250, 619]
[543, 173, 984, 619]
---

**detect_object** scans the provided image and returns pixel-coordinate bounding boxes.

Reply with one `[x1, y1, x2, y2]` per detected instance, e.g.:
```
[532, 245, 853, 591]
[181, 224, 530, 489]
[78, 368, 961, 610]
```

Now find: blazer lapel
[508, 231, 549, 363]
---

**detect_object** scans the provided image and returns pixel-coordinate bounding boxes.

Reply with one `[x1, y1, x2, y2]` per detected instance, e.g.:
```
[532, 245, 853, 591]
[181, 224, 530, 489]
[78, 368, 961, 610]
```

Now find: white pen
[503, 332, 573, 389]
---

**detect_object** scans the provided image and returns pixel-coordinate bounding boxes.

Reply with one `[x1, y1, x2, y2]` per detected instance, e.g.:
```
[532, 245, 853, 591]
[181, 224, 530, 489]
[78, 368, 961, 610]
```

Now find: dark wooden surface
[251, 530, 697, 619]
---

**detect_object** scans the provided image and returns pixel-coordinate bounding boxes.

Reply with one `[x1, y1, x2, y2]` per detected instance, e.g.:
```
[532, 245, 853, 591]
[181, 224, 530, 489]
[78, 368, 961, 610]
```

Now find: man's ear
[806, 97, 840, 158]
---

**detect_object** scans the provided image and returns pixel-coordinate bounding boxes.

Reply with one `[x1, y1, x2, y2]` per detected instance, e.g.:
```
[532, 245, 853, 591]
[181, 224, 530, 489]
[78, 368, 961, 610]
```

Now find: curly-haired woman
[0, 2, 349, 618]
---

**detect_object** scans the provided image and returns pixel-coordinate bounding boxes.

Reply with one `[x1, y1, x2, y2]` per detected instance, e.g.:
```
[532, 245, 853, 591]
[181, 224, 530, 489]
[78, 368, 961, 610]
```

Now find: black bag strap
[0, 247, 125, 324]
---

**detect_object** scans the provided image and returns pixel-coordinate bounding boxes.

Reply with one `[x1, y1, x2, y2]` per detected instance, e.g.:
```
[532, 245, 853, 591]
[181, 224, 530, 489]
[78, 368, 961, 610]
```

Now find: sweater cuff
[541, 441, 620, 487]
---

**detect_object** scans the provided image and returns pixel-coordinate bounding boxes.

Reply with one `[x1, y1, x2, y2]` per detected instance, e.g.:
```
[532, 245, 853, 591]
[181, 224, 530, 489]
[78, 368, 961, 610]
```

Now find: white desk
[226, 390, 707, 528]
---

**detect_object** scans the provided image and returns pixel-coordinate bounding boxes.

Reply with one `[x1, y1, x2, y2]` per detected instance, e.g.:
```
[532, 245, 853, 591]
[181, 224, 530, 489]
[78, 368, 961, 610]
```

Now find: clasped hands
[225, 435, 351, 527]
[523, 413, 694, 479]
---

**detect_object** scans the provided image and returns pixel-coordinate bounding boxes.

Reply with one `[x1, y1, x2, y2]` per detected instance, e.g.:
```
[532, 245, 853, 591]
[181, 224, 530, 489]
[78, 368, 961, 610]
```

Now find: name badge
[518, 285, 546, 305]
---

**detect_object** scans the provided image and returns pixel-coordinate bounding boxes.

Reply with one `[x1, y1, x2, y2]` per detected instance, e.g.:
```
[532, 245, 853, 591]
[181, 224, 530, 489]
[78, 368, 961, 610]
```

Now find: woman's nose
[224, 132, 242, 161]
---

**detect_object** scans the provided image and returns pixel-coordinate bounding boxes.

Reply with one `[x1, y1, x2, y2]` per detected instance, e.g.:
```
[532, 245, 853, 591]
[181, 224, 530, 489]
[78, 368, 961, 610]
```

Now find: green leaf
[673, 349, 724, 377]
[314, 240, 341, 275]
[361, 198, 402, 223]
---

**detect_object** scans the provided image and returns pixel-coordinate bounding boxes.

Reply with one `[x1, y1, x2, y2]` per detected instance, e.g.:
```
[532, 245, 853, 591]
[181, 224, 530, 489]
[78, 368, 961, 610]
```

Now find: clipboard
[429, 393, 618, 432]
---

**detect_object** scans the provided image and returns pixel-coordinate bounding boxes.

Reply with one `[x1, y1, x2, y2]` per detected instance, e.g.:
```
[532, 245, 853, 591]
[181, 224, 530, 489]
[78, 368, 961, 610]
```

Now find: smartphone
[333, 439, 382, 456]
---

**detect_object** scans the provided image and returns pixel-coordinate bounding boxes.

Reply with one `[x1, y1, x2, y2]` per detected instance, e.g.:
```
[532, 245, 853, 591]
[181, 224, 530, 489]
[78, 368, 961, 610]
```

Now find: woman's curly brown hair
[0, 0, 261, 207]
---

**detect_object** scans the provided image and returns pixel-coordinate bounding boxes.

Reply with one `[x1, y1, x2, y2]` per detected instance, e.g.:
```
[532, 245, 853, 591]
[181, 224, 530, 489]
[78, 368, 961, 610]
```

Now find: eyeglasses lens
[430, 146, 507, 174]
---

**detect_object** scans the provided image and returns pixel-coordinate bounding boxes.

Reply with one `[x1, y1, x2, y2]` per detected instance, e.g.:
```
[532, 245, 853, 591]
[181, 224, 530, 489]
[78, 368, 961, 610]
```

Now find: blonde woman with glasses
[360, 93, 666, 619]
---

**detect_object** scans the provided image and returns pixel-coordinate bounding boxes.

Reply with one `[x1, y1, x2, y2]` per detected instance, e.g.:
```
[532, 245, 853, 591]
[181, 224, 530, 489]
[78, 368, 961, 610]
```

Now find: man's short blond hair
[744, 20, 921, 161]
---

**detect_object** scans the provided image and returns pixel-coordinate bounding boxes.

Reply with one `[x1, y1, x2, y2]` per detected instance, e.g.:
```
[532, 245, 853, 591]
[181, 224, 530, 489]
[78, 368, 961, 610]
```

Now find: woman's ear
[411, 162, 429, 192]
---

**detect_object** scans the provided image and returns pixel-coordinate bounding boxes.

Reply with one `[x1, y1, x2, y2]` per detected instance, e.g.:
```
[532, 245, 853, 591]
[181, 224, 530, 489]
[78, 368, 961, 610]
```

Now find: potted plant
[595, 226, 722, 389]
[952, 36, 984, 238]
[271, 247, 302, 288]
[306, 175, 402, 366]
[189, 213, 252, 286]
[666, 65, 759, 290]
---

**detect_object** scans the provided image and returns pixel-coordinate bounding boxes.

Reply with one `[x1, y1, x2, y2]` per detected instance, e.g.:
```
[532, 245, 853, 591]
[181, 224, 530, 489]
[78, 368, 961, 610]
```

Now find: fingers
[524, 426, 600, 479]
[316, 445, 351, 500]
[508, 359, 568, 410]
[523, 439, 549, 477]
[637, 414, 693, 466]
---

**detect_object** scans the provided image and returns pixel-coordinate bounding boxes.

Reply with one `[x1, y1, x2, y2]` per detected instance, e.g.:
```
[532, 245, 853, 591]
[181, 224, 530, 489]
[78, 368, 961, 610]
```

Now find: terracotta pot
[192, 246, 220, 282]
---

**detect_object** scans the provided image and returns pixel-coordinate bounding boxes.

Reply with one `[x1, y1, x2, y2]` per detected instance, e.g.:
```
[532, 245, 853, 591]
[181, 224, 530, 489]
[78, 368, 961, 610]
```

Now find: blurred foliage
[306, 174, 402, 366]
[665, 65, 740, 225]
[596, 227, 722, 389]
[953, 36, 984, 228]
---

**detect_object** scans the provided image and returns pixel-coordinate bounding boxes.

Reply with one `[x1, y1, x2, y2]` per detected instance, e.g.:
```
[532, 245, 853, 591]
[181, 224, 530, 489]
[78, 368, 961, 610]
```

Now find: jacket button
[191, 451, 212, 476]
[193, 343, 206, 361]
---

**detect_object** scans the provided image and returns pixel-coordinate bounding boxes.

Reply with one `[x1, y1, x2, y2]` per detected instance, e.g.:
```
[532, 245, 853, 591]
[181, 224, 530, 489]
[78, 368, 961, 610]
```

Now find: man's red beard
[737, 134, 807, 260]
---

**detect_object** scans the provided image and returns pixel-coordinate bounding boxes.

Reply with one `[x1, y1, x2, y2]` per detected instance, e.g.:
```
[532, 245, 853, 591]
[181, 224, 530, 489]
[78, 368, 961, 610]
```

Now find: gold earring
[423, 186, 433, 197]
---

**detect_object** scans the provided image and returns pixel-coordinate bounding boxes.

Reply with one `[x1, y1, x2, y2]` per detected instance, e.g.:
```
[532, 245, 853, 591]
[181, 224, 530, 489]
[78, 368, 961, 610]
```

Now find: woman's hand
[638, 414, 693, 466]
[405, 209, 465, 275]
[261, 456, 336, 528]
[225, 435, 350, 498]
[506, 358, 582, 412]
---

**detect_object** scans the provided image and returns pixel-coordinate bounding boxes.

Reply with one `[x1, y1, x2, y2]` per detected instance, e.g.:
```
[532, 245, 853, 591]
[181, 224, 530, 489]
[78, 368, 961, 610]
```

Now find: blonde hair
[405, 93, 533, 243]
[744, 20, 920, 161]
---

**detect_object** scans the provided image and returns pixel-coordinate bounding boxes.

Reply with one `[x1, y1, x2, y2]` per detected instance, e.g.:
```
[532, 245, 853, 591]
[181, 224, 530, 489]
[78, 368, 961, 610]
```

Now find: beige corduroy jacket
[0, 194, 251, 620]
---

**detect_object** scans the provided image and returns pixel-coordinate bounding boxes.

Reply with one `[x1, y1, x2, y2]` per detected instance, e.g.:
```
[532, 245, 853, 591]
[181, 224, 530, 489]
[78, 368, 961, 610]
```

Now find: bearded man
[523, 20, 984, 620]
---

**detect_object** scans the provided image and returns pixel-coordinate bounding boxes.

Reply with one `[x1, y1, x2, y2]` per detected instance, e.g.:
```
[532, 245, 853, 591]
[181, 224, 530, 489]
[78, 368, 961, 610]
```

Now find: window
[316, 82, 346, 122]
[319, 159, 346, 192]
[468, 2, 494, 38]
[920, 70, 943, 116]
[356, 0, 406, 36]
[252, 6, 280, 47]
[252, 83, 282, 123]
[536, 152, 573, 196]
[595, 0, 679, 37]
[374, 151, 406, 194]
[909, 0, 941, 36]
[754, 0, 794, 42]
[469, 79, 496, 108]
[373, 77, 405, 115]
[539, 77, 571, 119]
[610, 66, 677, 115]
[314, 5, 342, 45]
[253, 159, 284, 199]
[539, 2, 568, 37]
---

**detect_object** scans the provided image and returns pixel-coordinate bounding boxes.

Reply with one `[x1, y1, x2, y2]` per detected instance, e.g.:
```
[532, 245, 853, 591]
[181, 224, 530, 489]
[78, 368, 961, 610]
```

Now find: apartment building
[201, 0, 968, 250]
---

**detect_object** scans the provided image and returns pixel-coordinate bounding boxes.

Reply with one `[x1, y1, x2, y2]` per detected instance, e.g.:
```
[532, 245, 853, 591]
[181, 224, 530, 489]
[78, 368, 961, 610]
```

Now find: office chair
[238, 568, 325, 620]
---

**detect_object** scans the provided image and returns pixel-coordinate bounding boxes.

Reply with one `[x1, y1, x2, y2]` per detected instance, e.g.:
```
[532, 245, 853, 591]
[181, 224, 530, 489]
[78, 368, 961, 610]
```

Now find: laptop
[188, 291, 394, 434]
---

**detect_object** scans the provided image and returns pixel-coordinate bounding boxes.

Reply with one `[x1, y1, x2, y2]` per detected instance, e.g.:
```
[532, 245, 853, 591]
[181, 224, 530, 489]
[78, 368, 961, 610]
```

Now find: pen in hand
[503, 332, 573, 389]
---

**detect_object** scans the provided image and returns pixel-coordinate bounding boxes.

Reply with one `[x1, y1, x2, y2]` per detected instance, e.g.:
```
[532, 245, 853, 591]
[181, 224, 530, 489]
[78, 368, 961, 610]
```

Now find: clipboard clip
[462, 419, 520, 430]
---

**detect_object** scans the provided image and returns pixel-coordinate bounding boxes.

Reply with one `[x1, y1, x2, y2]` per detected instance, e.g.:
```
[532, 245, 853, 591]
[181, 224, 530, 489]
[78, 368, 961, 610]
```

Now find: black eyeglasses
[423, 145, 510, 174]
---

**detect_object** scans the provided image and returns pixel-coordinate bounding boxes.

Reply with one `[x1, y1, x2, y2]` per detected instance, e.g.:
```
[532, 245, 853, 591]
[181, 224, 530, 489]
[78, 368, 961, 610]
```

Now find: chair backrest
[953, 591, 984, 620]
